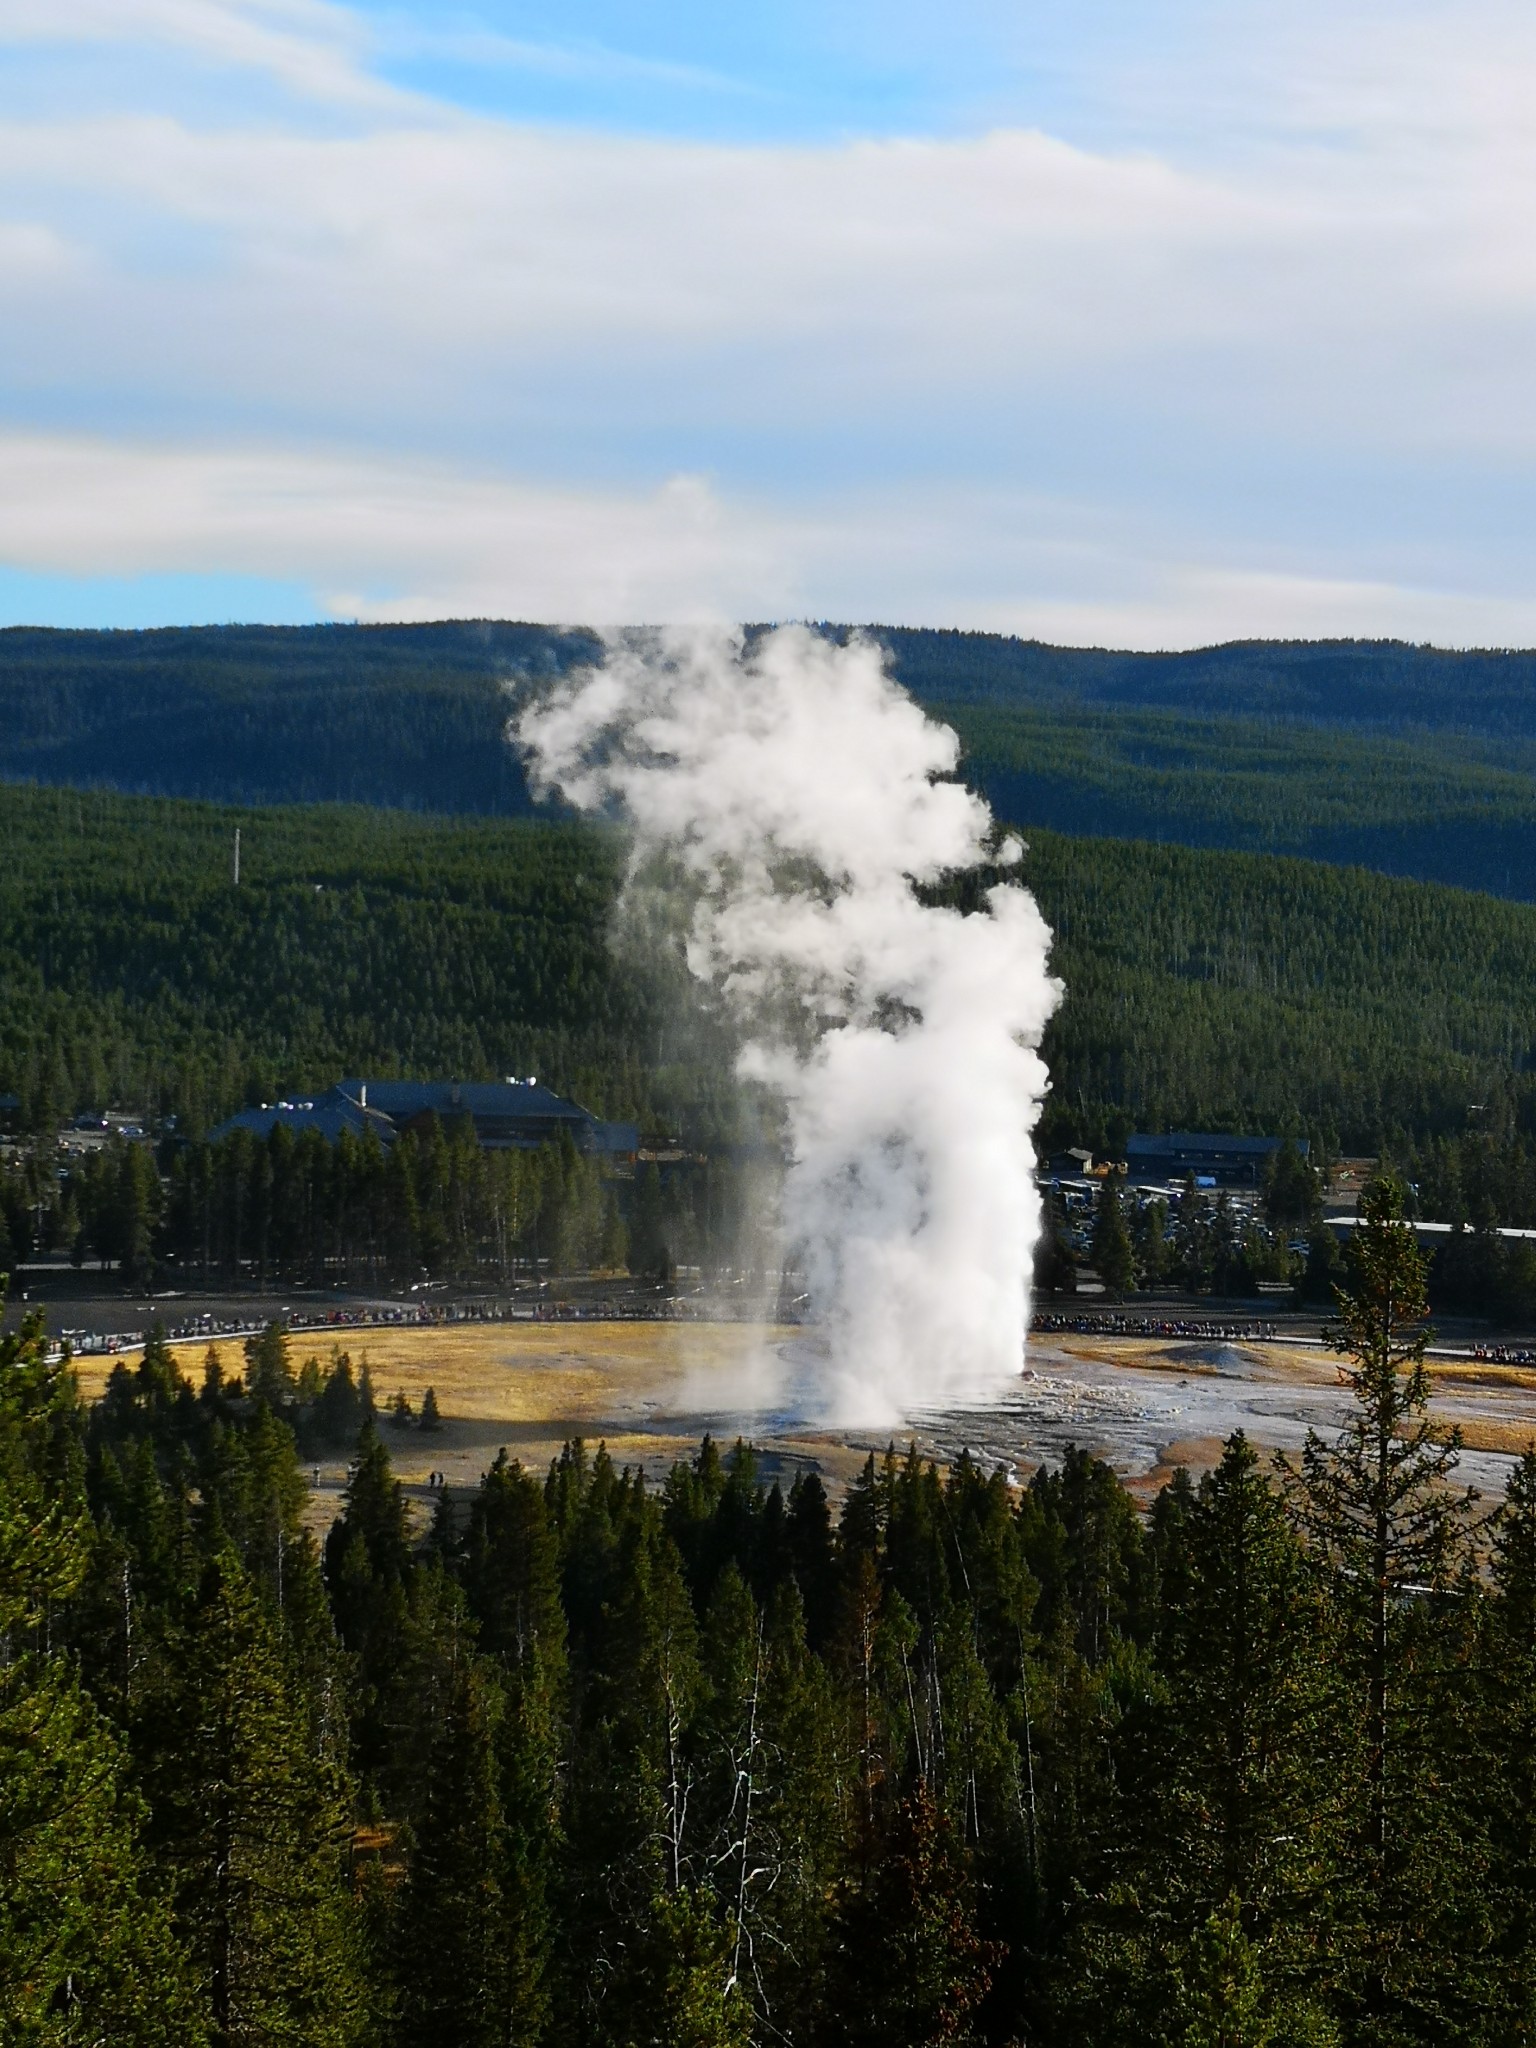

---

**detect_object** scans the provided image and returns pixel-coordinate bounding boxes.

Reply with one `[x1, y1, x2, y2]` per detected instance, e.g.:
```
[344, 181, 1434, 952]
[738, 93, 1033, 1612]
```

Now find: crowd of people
[52, 1284, 782, 1358]
[1029, 1310, 1283, 1342]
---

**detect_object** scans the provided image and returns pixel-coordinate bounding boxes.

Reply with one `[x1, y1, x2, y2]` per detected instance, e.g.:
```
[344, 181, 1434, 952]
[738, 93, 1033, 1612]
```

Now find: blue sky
[1, 0, 1533, 644]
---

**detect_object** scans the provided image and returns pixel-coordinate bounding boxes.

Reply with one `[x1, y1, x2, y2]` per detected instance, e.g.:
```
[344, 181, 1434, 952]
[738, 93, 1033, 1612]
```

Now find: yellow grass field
[78, 1321, 1536, 1538]
[79, 1321, 872, 1533]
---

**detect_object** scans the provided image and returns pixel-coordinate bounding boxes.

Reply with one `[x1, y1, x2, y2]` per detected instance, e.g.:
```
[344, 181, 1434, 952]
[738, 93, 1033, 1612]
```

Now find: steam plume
[515, 625, 1060, 1425]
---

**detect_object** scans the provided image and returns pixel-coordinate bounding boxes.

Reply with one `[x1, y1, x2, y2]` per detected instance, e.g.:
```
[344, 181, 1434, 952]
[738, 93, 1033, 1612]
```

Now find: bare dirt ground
[78, 1322, 1536, 1526]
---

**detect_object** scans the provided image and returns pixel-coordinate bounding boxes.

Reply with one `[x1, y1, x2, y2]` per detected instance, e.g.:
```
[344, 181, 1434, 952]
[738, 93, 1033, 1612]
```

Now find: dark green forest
[944, 702, 1536, 899]
[9, 1195, 1536, 2044]
[11, 622, 1536, 900]
[31, 1116, 718, 1296]
[6, 780, 1536, 1169]
[0, 785, 668, 1139]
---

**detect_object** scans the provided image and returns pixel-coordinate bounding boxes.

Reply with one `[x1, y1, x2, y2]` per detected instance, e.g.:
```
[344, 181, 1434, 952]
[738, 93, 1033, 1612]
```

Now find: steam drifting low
[515, 626, 1060, 1426]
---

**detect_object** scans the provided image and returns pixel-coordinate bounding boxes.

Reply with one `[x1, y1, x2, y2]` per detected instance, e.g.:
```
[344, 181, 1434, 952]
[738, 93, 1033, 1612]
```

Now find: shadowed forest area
[7, 1195, 1536, 2044]
[11, 623, 1536, 900]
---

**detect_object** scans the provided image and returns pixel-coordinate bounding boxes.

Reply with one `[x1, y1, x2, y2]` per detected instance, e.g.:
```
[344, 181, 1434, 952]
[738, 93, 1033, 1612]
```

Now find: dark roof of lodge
[337, 1078, 581, 1124]
[1126, 1131, 1308, 1157]
[209, 1079, 638, 1156]
[208, 1089, 396, 1147]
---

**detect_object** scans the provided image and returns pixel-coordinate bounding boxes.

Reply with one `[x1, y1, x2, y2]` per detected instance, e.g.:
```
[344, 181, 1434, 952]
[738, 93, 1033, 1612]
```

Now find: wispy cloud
[0, 431, 777, 624]
[2, 429, 1532, 650]
[373, 20, 766, 101]
[0, 0, 407, 110]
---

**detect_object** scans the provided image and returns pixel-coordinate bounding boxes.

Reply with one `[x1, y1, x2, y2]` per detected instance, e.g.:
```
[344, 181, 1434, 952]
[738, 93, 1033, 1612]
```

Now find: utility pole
[233, 826, 241, 886]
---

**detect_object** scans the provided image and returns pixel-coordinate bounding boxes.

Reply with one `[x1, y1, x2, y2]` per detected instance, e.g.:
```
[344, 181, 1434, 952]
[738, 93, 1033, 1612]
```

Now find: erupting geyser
[515, 625, 1061, 1426]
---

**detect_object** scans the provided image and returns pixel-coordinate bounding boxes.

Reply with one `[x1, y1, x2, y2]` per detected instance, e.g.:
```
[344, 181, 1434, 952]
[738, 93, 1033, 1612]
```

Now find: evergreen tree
[136, 1550, 370, 2047]
[1090, 1176, 1137, 1300]
[1033, 1191, 1079, 1297]
[612, 1887, 754, 2048]
[0, 1312, 205, 2044]
[747, 1580, 844, 2037]
[460, 1454, 566, 2045]
[397, 1645, 508, 2048]
[1148, 1436, 1341, 2035]
[1289, 1177, 1480, 2039]
[1172, 1895, 1339, 2048]
[1477, 1449, 1536, 2038]
[1265, 1139, 1322, 1235]
[820, 1785, 998, 2048]
[312, 1351, 364, 1449]
[244, 1321, 295, 1408]
[1130, 1194, 1169, 1289]
[324, 1423, 416, 1786]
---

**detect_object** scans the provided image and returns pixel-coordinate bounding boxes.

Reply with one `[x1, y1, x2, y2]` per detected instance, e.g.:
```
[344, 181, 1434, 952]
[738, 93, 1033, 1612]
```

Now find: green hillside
[7, 782, 1536, 1174]
[0, 786, 662, 1137]
[950, 701, 1536, 898]
[6, 621, 1536, 900]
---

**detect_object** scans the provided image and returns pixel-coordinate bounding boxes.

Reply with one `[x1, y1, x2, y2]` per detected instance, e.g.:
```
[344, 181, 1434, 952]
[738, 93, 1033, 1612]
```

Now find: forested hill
[0, 620, 601, 812]
[12, 779, 1536, 1173]
[876, 627, 1536, 728]
[11, 621, 1536, 761]
[12, 620, 1536, 897]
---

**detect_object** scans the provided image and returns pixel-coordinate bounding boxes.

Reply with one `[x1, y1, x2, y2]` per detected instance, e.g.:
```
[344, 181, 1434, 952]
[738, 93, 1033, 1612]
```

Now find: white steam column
[515, 626, 1061, 1427]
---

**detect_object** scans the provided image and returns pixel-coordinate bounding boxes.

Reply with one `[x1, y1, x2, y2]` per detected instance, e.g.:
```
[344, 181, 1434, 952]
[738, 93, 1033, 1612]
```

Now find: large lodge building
[210, 1077, 639, 1165]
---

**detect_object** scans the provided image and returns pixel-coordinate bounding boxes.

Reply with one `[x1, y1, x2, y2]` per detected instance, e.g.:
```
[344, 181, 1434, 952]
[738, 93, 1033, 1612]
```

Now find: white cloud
[0, 0, 402, 108]
[0, 44, 1524, 461]
[2, 2, 1536, 635]
[0, 431, 779, 623]
[0, 114, 1262, 352]
[0, 219, 80, 276]
[2, 428, 1532, 649]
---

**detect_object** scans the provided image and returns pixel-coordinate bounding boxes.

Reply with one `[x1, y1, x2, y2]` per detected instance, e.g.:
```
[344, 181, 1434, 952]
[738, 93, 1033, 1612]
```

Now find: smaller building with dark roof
[1125, 1131, 1306, 1188]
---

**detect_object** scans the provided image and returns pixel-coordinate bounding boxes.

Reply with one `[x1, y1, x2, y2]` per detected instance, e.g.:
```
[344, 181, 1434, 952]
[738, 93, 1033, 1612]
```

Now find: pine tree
[136, 1320, 186, 1418]
[1265, 1139, 1322, 1235]
[1172, 1894, 1339, 2048]
[1288, 1176, 1479, 2038]
[1033, 1191, 1079, 1297]
[313, 1351, 364, 1448]
[1477, 1449, 1536, 2037]
[1090, 1176, 1137, 1300]
[202, 1341, 227, 1405]
[613, 1887, 754, 2048]
[820, 1784, 998, 2048]
[1156, 1436, 1340, 2029]
[397, 1645, 508, 2048]
[785, 1470, 838, 1648]
[244, 1320, 294, 1408]
[460, 1454, 567, 2043]
[324, 1422, 416, 1786]
[559, 1510, 701, 2021]
[137, 1550, 371, 2047]
[0, 1311, 205, 2044]
[1298, 1220, 1346, 1306]
[747, 1579, 845, 2038]
[696, 1565, 768, 1999]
